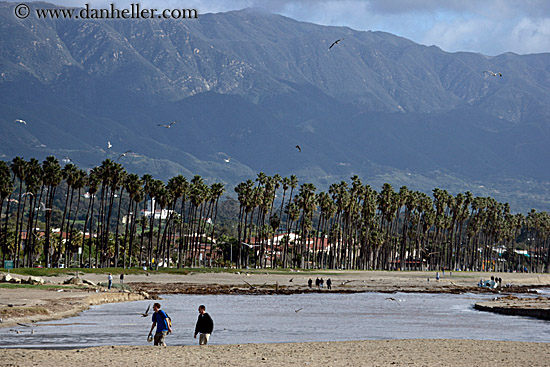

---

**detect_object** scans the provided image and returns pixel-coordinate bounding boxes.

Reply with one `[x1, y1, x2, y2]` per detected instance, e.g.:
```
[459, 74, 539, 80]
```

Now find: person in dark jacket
[194, 304, 214, 345]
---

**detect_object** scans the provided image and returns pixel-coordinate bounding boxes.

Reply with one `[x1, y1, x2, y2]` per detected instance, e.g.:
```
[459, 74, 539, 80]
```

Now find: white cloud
[509, 17, 550, 54]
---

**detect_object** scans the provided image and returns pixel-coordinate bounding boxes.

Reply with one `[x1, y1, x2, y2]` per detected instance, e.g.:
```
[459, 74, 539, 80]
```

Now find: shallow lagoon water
[1, 292, 548, 348]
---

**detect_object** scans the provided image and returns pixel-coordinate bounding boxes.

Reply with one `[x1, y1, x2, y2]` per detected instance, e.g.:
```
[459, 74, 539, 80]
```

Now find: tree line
[1, 156, 549, 272]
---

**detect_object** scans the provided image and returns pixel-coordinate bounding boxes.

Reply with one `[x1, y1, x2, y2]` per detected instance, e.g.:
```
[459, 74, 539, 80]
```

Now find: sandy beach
[1, 339, 549, 367]
[1, 270, 549, 366]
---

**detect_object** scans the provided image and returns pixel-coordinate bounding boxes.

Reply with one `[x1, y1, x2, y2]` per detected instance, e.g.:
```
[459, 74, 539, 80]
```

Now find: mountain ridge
[1, 2, 550, 211]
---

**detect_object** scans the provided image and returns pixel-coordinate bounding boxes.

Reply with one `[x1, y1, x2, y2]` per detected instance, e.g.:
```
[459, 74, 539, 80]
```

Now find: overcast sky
[30, 0, 550, 56]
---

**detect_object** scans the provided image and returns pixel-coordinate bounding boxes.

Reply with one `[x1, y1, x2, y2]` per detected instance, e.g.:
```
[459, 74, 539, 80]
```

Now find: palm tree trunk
[113, 187, 124, 267]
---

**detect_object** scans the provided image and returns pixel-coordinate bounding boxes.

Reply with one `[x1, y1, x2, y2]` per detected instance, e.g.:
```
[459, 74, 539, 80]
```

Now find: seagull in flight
[107, 141, 112, 149]
[141, 304, 151, 317]
[295, 145, 301, 152]
[294, 307, 303, 313]
[223, 157, 231, 163]
[157, 120, 177, 128]
[484, 70, 502, 77]
[14, 119, 27, 125]
[329, 38, 343, 50]
[118, 150, 132, 161]
[39, 202, 52, 211]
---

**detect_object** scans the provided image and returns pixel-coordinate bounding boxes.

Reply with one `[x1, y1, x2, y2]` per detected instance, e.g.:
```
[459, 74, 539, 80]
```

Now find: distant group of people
[107, 273, 125, 290]
[308, 277, 332, 290]
[148, 303, 214, 346]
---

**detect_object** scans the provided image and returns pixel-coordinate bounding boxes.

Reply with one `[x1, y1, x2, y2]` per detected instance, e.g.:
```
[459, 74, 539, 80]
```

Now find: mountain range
[1, 2, 550, 211]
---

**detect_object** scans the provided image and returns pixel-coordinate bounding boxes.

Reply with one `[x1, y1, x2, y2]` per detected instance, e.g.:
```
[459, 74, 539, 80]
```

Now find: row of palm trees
[233, 174, 550, 272]
[1, 157, 549, 272]
[0, 157, 224, 269]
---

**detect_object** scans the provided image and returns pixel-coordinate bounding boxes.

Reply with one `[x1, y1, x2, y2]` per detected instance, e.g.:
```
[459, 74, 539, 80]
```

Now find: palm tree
[165, 175, 188, 268]
[67, 169, 87, 266]
[296, 182, 316, 268]
[0, 161, 14, 264]
[42, 156, 62, 268]
[146, 179, 164, 267]
[127, 180, 144, 268]
[56, 163, 78, 266]
[112, 167, 127, 267]
[10, 157, 27, 267]
[22, 159, 42, 267]
[122, 173, 143, 268]
[209, 182, 225, 267]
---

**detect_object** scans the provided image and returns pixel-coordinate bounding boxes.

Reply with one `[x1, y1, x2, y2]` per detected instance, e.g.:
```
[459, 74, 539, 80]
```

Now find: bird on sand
[157, 120, 177, 128]
[484, 70, 502, 77]
[107, 141, 112, 149]
[295, 145, 301, 152]
[329, 38, 343, 50]
[118, 150, 132, 161]
[141, 304, 151, 317]
[14, 119, 27, 125]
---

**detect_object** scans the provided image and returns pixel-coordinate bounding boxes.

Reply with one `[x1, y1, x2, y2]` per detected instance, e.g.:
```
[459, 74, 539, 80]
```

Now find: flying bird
[14, 119, 27, 125]
[141, 304, 151, 317]
[295, 145, 301, 152]
[107, 141, 112, 149]
[223, 157, 231, 163]
[39, 202, 52, 211]
[328, 38, 343, 50]
[294, 307, 303, 313]
[484, 70, 502, 77]
[157, 120, 177, 128]
[118, 150, 132, 161]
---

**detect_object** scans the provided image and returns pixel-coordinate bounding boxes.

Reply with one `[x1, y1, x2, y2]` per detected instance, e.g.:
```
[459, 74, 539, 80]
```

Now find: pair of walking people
[148, 303, 214, 346]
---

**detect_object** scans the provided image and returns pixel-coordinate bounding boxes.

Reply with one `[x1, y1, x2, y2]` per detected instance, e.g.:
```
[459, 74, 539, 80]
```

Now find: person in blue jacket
[148, 302, 172, 346]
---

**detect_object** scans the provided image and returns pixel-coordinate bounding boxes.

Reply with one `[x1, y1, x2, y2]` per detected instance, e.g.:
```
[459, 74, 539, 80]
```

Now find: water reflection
[1, 292, 548, 348]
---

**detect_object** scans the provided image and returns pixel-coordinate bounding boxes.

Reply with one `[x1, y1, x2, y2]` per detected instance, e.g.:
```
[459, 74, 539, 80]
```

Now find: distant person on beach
[435, 272, 440, 281]
[326, 278, 332, 290]
[320, 278, 324, 288]
[149, 302, 172, 346]
[194, 304, 214, 345]
[315, 277, 320, 289]
[108, 273, 113, 289]
[120, 273, 124, 285]
[308, 278, 312, 288]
